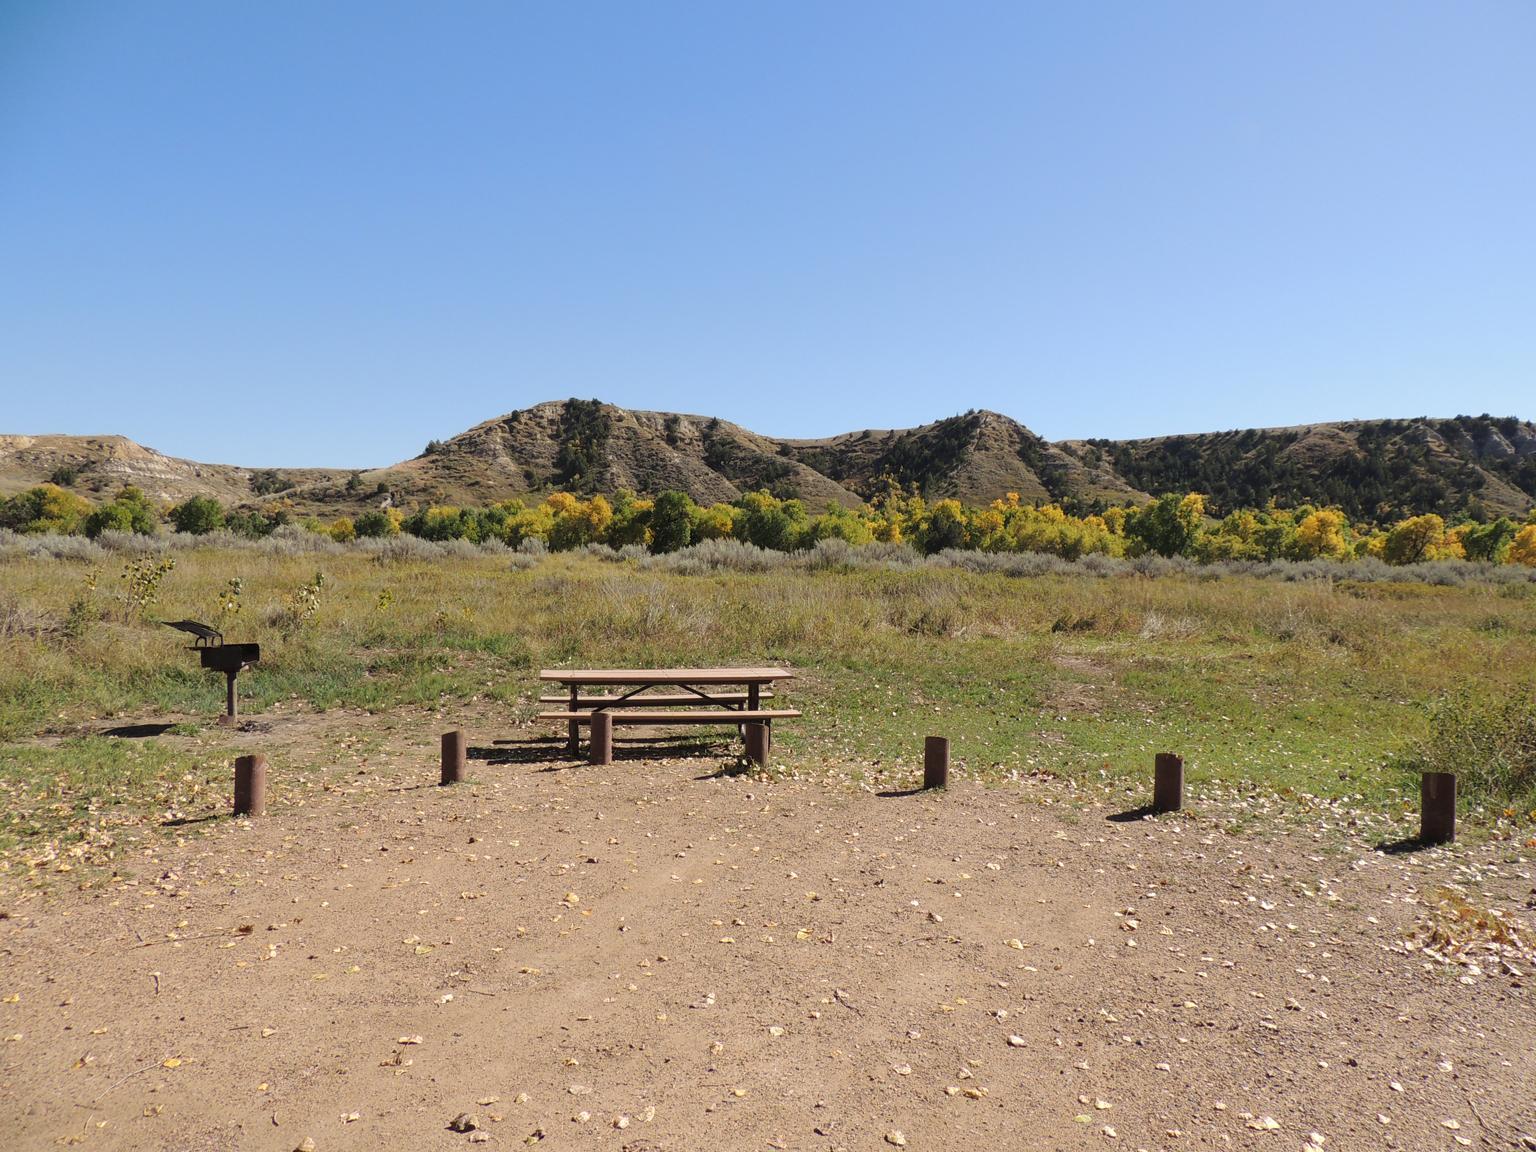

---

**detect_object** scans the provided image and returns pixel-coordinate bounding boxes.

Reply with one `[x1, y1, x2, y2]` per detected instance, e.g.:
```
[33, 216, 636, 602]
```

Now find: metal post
[589, 712, 613, 766]
[1153, 752, 1184, 813]
[745, 721, 770, 767]
[1420, 771, 1456, 844]
[923, 736, 949, 790]
[234, 754, 267, 817]
[567, 684, 580, 754]
[440, 730, 467, 786]
[223, 670, 239, 725]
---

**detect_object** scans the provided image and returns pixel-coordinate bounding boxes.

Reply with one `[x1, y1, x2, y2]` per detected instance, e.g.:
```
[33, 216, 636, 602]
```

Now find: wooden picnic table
[537, 667, 799, 752]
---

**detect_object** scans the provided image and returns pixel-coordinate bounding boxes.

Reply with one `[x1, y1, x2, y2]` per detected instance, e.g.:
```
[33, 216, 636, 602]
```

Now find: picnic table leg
[567, 685, 580, 754]
[745, 721, 770, 767]
[740, 682, 760, 739]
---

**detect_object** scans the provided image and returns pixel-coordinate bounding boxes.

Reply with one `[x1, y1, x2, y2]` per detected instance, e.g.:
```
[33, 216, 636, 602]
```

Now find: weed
[120, 555, 176, 617]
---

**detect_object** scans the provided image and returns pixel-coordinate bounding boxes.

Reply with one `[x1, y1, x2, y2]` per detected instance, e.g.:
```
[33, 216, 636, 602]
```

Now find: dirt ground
[3, 712, 1535, 1151]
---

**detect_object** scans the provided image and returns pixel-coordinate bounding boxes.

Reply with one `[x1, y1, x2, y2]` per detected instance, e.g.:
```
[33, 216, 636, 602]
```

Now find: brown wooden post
[440, 730, 467, 786]
[1420, 771, 1456, 844]
[233, 754, 267, 817]
[589, 711, 613, 766]
[923, 736, 950, 790]
[745, 721, 770, 767]
[1153, 752, 1184, 813]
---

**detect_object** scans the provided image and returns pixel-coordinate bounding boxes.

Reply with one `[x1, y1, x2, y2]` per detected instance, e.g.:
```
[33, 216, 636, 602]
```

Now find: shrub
[1397, 684, 1536, 806]
[0, 484, 92, 535]
[120, 554, 176, 617]
[169, 495, 226, 535]
[259, 525, 342, 556]
[274, 570, 327, 636]
[353, 509, 399, 539]
[84, 486, 158, 538]
[249, 469, 295, 495]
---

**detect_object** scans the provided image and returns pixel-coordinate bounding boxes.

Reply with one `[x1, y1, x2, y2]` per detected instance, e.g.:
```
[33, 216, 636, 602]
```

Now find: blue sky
[2, 2, 1532, 468]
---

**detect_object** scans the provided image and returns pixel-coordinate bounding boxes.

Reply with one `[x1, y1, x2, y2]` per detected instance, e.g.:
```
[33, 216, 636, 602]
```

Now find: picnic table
[536, 667, 800, 752]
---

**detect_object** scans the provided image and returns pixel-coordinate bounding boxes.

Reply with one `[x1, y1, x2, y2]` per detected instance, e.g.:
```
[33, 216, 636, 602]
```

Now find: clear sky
[2, 2, 1532, 468]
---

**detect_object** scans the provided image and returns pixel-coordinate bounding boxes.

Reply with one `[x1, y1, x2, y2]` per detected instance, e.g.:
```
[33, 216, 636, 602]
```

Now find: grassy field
[3, 542, 1535, 869]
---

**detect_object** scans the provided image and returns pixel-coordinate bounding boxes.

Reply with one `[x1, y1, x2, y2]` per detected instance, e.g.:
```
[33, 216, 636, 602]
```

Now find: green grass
[3, 546, 1536, 866]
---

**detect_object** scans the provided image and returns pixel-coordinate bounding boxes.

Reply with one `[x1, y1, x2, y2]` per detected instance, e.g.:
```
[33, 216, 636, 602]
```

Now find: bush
[353, 509, 399, 539]
[83, 486, 158, 538]
[169, 495, 226, 535]
[0, 484, 92, 535]
[249, 469, 294, 495]
[1397, 684, 1536, 806]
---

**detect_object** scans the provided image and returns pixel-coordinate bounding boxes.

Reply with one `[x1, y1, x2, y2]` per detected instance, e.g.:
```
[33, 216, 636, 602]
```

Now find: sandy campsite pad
[2, 744, 1534, 1151]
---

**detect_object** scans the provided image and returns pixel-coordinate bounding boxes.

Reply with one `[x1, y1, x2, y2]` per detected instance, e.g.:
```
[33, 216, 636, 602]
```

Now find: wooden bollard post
[589, 712, 613, 766]
[1153, 752, 1184, 813]
[924, 736, 950, 790]
[744, 722, 770, 767]
[233, 754, 267, 817]
[440, 730, 466, 786]
[1420, 771, 1456, 844]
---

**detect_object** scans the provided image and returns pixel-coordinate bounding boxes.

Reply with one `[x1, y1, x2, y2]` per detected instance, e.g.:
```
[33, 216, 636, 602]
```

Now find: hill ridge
[3, 402, 1533, 523]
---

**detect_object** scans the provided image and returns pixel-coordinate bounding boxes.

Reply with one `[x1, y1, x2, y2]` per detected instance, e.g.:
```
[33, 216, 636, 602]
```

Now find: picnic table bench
[537, 667, 799, 753]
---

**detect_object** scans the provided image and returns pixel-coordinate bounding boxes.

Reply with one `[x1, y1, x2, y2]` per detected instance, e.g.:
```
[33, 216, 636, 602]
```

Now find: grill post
[440, 730, 467, 786]
[589, 712, 613, 766]
[233, 754, 267, 817]
[1153, 752, 1184, 813]
[224, 671, 239, 724]
[1420, 771, 1456, 844]
[745, 721, 770, 767]
[924, 736, 950, 790]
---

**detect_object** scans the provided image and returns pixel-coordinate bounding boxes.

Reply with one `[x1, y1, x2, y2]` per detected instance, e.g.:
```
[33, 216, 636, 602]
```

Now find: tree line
[3, 481, 1535, 566]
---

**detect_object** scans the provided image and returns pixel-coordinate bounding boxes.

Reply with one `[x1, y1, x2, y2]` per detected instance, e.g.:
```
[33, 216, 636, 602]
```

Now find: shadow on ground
[102, 723, 177, 739]
[160, 814, 220, 829]
[1372, 836, 1444, 855]
[471, 734, 728, 769]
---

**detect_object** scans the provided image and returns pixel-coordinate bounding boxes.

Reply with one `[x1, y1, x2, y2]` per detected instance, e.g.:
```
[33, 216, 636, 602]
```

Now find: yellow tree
[1510, 524, 1536, 566]
[1382, 514, 1446, 565]
[1292, 509, 1349, 560]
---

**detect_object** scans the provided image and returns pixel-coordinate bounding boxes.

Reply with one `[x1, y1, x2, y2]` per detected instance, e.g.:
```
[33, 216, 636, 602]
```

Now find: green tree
[649, 491, 695, 553]
[169, 495, 226, 535]
[1126, 493, 1206, 557]
[0, 484, 92, 534]
[83, 486, 158, 537]
[353, 509, 399, 538]
[1460, 517, 1517, 563]
[734, 490, 809, 551]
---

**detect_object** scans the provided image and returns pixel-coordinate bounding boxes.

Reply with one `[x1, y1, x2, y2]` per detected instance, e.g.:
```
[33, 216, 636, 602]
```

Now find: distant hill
[3, 404, 1534, 523]
[1070, 413, 1536, 521]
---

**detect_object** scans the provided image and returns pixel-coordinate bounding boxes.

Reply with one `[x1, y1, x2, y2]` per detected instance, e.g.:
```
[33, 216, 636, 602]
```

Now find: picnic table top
[539, 667, 794, 684]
